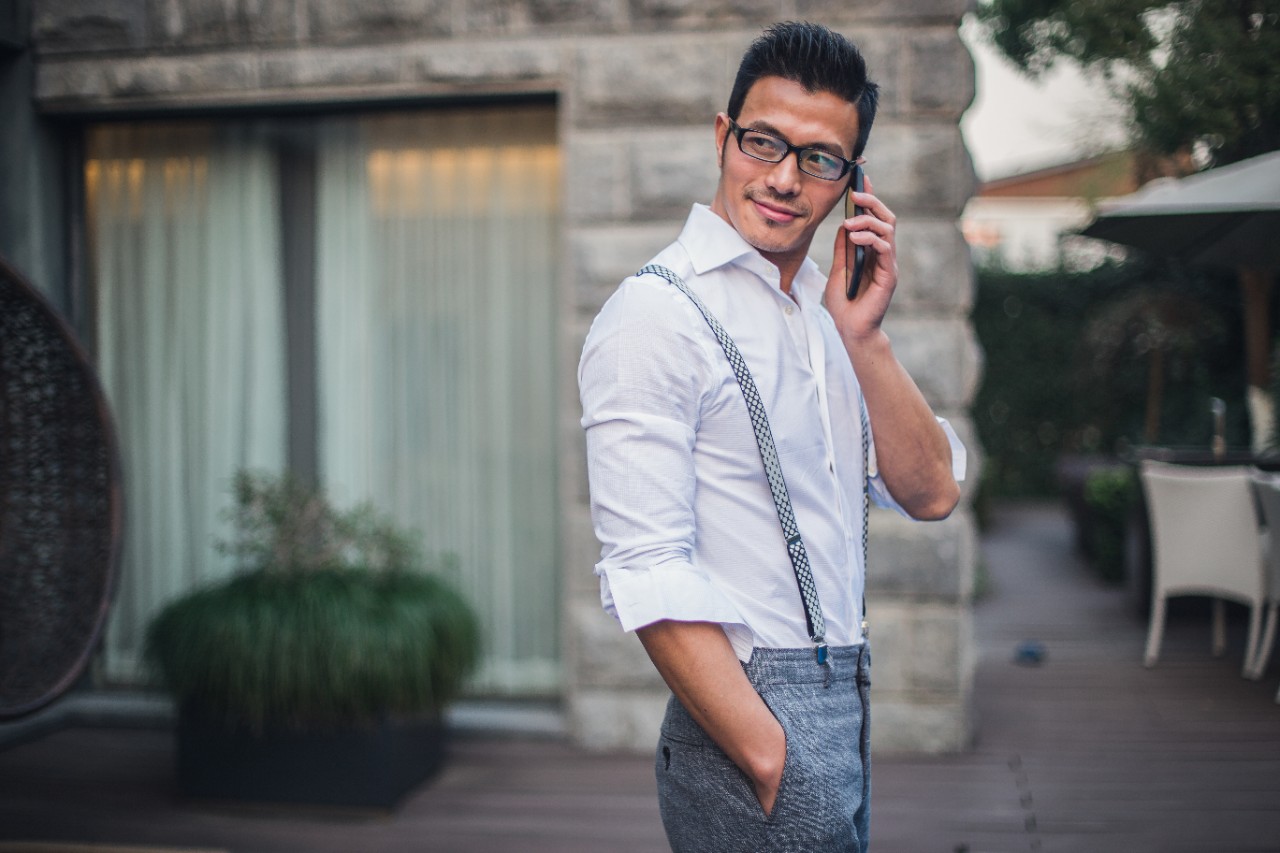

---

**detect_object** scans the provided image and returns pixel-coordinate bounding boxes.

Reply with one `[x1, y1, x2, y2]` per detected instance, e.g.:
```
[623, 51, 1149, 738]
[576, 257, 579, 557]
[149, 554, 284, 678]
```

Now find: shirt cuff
[868, 415, 966, 482]
[939, 417, 967, 482]
[600, 561, 755, 658]
[869, 416, 967, 515]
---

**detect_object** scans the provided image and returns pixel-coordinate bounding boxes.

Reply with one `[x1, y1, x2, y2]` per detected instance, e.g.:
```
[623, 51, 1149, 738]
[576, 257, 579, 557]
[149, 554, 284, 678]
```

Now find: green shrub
[145, 471, 480, 733]
[1082, 466, 1139, 584]
[974, 258, 1247, 499]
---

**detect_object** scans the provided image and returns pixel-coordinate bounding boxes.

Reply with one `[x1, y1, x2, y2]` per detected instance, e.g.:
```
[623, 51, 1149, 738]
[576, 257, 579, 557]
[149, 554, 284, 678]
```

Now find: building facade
[962, 151, 1140, 271]
[2, 0, 981, 753]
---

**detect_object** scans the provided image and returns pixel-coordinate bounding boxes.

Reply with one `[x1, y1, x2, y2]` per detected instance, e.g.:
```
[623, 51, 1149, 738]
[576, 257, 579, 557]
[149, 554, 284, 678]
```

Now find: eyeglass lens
[737, 128, 846, 180]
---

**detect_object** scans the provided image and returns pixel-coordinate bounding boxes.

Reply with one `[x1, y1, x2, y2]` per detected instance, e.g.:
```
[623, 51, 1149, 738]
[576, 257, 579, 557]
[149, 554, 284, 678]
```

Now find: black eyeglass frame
[726, 118, 863, 182]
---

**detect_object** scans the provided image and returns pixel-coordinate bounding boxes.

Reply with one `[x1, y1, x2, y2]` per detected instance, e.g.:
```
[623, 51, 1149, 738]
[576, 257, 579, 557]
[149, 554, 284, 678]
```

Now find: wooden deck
[2, 502, 1279, 852]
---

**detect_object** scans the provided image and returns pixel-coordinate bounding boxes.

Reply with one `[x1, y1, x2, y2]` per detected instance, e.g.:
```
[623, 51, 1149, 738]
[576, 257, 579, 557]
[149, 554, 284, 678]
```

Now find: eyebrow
[743, 120, 849, 159]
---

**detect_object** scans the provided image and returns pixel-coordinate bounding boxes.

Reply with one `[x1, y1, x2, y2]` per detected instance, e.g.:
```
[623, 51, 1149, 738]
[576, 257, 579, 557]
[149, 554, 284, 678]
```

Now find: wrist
[743, 718, 787, 789]
[842, 326, 891, 361]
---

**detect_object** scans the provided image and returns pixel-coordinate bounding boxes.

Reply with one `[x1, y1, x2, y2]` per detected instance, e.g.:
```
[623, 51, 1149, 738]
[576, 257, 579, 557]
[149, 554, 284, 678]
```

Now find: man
[578, 21, 966, 852]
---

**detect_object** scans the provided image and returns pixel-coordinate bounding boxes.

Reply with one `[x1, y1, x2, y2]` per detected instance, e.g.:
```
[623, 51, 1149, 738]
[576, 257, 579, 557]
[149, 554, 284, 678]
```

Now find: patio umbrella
[1080, 149, 1280, 451]
[1081, 149, 1280, 270]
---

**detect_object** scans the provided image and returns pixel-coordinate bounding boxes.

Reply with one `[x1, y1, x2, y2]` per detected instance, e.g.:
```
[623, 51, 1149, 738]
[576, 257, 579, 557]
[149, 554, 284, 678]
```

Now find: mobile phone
[844, 163, 865, 300]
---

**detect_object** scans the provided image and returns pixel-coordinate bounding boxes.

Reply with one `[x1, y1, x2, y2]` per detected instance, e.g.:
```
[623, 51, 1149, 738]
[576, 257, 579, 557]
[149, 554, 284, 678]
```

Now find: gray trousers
[656, 644, 872, 852]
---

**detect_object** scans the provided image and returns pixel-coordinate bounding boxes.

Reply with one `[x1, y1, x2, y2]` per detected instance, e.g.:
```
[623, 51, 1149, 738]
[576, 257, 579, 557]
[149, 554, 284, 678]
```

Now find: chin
[743, 221, 809, 259]
[731, 211, 793, 251]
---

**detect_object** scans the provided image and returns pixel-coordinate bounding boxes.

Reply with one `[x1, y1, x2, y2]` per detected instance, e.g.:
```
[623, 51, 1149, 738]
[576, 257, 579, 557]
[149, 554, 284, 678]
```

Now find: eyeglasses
[727, 119, 859, 182]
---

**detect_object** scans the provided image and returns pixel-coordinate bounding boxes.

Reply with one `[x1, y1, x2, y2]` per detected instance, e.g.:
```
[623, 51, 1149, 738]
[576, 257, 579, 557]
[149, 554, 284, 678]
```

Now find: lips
[749, 195, 804, 224]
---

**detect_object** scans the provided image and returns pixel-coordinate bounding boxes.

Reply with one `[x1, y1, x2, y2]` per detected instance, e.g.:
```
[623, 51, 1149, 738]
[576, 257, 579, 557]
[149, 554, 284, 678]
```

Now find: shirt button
[784, 305, 795, 316]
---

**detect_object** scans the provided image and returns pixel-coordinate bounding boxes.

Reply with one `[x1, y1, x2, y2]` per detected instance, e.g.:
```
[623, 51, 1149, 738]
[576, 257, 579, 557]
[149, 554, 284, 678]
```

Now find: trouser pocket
[655, 697, 767, 853]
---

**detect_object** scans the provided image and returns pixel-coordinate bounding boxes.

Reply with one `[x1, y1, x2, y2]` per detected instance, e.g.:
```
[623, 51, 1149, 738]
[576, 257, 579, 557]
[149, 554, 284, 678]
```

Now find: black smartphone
[844, 163, 865, 300]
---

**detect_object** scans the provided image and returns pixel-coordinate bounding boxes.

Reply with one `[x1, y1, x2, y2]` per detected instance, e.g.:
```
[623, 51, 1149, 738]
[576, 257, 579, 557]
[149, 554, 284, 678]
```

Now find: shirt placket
[791, 298, 850, 530]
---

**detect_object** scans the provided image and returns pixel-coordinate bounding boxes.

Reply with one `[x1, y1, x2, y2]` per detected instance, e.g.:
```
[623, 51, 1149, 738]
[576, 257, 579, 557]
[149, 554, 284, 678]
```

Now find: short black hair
[727, 21, 880, 159]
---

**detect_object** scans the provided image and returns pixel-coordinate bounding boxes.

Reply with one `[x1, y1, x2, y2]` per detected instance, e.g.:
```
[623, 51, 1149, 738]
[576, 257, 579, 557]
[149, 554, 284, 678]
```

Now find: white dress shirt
[579, 204, 966, 661]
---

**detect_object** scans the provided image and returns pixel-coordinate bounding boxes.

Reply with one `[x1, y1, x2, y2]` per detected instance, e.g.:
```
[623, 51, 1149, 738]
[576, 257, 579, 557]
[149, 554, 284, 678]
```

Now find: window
[86, 105, 562, 695]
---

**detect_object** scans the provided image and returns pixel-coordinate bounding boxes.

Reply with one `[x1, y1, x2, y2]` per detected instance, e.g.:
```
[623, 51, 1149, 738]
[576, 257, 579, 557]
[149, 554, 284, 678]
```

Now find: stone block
[867, 510, 974, 601]
[409, 39, 563, 89]
[305, 0, 453, 44]
[103, 59, 182, 100]
[569, 687, 668, 752]
[562, 508, 603, 597]
[35, 60, 109, 105]
[570, 223, 681, 314]
[794, 0, 972, 24]
[145, 0, 297, 49]
[33, 0, 148, 53]
[526, 0, 626, 29]
[565, 131, 632, 223]
[863, 601, 974, 703]
[560, 413, 590, 504]
[572, 37, 726, 127]
[629, 127, 717, 220]
[454, 0, 531, 34]
[260, 47, 407, 92]
[907, 608, 971, 691]
[174, 54, 261, 95]
[567, 598, 666, 689]
[863, 605, 909, 692]
[629, 0, 784, 29]
[863, 121, 973, 216]
[832, 25, 904, 119]
[809, 214, 972, 314]
[879, 315, 981, 410]
[871, 696, 971, 753]
[894, 218, 974, 313]
[905, 26, 975, 117]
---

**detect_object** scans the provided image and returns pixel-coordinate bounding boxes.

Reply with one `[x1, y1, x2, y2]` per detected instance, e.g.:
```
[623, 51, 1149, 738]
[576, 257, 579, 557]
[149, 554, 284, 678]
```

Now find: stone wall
[0, 0, 67, 306]
[30, 0, 982, 753]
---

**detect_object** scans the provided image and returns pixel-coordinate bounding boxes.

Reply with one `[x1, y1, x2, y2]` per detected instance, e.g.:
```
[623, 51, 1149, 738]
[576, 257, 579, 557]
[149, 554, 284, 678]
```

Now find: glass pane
[316, 106, 562, 695]
[86, 122, 288, 681]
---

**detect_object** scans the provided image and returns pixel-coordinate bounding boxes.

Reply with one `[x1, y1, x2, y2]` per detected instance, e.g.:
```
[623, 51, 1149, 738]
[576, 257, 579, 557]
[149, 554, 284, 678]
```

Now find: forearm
[637, 620, 785, 812]
[845, 329, 960, 520]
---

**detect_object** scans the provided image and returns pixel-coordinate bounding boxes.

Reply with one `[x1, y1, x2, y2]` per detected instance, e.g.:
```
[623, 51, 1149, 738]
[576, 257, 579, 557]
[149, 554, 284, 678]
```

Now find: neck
[761, 252, 801, 296]
[708, 197, 807, 296]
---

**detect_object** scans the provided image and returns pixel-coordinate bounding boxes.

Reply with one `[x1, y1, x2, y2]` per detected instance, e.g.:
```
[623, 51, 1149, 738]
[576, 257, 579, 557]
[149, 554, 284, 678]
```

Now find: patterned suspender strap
[859, 397, 871, 640]
[639, 264, 829, 663]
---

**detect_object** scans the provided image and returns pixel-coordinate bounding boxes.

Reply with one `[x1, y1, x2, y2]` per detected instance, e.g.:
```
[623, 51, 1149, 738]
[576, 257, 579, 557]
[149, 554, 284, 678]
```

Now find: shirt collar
[677, 203, 828, 302]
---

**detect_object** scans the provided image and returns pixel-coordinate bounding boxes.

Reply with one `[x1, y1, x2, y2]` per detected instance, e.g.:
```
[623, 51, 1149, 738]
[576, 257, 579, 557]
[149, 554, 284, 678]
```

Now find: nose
[763, 152, 803, 197]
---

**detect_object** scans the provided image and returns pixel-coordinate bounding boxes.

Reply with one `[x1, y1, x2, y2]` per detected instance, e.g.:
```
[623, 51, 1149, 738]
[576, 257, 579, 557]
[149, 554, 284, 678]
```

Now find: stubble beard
[740, 186, 813, 258]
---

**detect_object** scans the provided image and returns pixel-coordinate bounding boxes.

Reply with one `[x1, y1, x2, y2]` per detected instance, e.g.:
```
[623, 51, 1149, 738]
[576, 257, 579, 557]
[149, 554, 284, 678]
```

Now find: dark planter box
[176, 709, 447, 810]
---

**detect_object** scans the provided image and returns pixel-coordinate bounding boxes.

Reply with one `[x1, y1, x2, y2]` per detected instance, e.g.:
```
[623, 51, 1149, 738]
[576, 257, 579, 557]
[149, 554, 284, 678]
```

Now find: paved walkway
[2, 503, 1279, 852]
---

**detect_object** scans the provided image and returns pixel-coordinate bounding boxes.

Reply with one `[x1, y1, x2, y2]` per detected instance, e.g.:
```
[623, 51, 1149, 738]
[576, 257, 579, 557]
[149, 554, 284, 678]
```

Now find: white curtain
[316, 107, 562, 695]
[87, 123, 287, 681]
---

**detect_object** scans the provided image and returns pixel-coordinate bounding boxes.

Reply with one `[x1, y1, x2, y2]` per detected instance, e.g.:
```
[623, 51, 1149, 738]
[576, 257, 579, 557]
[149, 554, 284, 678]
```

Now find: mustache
[745, 188, 807, 217]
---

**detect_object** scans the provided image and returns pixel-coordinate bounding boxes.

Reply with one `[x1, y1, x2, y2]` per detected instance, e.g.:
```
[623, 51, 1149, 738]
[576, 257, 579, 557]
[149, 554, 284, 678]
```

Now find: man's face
[711, 76, 860, 275]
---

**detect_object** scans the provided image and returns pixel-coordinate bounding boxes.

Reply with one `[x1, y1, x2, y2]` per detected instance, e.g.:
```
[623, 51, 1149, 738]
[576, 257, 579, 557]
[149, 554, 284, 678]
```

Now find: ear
[713, 113, 732, 167]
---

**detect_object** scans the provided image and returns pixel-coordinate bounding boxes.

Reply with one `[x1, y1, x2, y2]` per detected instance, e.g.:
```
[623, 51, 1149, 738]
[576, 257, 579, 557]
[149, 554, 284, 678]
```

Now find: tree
[977, 0, 1280, 167]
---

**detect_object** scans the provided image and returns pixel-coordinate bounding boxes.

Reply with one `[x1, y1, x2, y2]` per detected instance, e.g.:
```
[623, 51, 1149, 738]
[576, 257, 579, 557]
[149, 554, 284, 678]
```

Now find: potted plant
[145, 470, 480, 810]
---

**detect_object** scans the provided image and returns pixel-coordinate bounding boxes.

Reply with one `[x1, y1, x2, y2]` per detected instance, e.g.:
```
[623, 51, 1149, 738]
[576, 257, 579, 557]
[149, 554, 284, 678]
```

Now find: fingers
[846, 174, 897, 226]
[843, 216, 893, 258]
[842, 173, 895, 258]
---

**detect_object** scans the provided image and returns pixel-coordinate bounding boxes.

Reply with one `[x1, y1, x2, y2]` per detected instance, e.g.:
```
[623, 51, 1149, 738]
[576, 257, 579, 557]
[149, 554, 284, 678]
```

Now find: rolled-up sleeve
[868, 416, 967, 515]
[578, 279, 750, 638]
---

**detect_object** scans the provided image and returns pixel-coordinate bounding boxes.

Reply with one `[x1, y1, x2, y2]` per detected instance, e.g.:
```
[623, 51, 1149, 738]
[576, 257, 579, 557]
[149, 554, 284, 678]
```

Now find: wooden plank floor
[874, 503, 1280, 853]
[2, 502, 1279, 852]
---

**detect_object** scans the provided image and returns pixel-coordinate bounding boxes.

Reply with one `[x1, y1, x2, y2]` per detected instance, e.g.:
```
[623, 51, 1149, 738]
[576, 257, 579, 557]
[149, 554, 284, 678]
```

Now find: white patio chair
[1249, 473, 1280, 698]
[1139, 461, 1265, 676]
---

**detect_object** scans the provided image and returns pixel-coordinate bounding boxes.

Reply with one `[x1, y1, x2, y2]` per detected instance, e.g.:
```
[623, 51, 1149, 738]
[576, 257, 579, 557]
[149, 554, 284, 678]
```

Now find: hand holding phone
[844, 163, 865, 300]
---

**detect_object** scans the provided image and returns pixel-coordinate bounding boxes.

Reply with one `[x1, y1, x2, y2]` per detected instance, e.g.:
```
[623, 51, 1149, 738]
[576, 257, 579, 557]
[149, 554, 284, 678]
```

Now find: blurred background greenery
[973, 257, 1252, 502]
